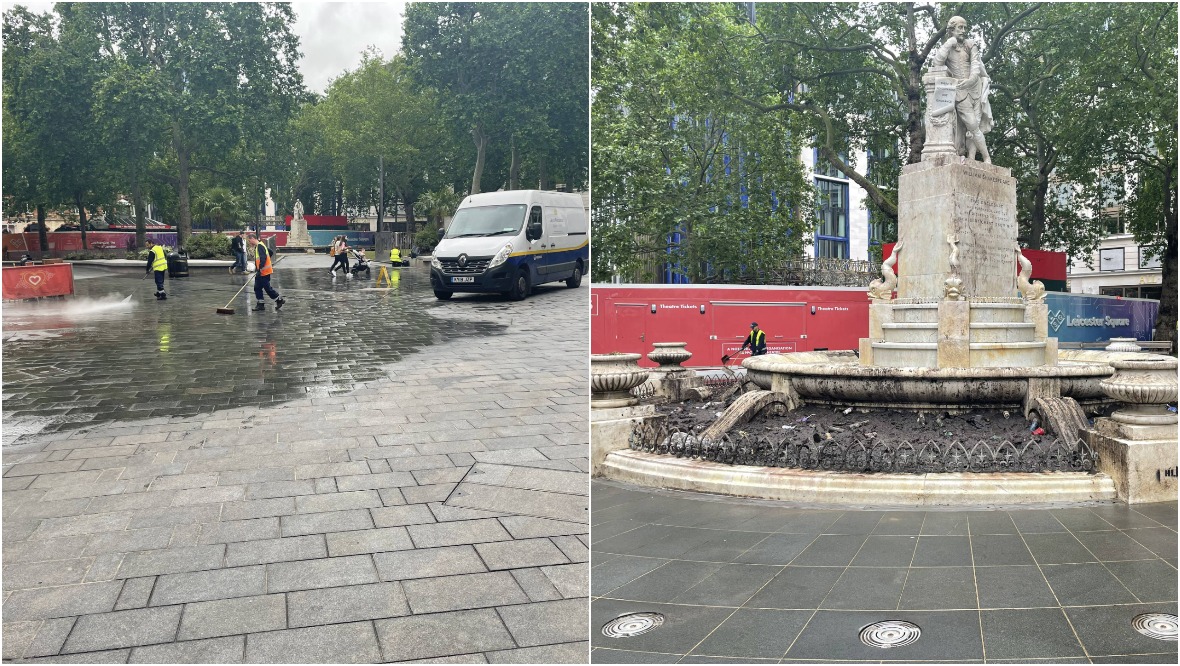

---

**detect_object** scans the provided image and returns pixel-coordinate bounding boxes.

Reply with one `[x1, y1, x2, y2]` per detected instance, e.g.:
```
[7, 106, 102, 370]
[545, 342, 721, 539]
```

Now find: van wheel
[565, 263, 583, 288]
[508, 270, 530, 301]
[434, 290, 453, 300]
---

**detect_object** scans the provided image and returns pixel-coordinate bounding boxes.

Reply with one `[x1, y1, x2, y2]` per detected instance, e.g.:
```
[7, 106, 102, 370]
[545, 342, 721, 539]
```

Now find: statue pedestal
[287, 216, 312, 247]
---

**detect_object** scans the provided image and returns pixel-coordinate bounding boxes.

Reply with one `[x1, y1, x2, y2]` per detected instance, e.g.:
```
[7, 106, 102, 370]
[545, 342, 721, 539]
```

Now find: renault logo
[458, 254, 468, 268]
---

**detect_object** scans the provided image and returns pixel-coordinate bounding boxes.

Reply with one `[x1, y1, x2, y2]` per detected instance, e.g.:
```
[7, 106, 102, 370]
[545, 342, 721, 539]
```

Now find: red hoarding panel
[2, 264, 74, 300]
[283, 215, 348, 230]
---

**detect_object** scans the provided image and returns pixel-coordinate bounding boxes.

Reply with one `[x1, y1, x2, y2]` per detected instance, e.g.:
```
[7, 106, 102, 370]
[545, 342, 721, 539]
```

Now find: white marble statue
[293, 200, 305, 222]
[929, 16, 994, 163]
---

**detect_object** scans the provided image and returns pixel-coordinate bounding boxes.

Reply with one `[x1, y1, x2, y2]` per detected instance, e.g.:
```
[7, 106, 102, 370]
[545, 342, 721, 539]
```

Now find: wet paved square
[591, 480, 1178, 664]
[2, 258, 588, 663]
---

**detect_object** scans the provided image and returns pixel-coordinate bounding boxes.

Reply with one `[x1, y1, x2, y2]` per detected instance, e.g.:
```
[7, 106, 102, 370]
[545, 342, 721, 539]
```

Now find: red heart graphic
[27, 274, 43, 286]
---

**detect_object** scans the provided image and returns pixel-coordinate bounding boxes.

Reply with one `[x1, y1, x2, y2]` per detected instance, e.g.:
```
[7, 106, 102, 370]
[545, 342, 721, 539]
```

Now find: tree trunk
[173, 122, 192, 247]
[537, 154, 547, 191]
[1154, 161, 1177, 355]
[36, 205, 48, 258]
[404, 198, 416, 228]
[132, 178, 146, 249]
[509, 135, 521, 190]
[76, 194, 89, 250]
[336, 180, 344, 216]
[906, 51, 926, 165]
[470, 123, 488, 195]
[1028, 173, 1048, 249]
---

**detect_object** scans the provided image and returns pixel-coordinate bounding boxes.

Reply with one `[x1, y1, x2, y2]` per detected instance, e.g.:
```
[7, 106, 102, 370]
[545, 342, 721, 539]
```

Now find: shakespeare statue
[293, 200, 305, 222]
[927, 16, 994, 163]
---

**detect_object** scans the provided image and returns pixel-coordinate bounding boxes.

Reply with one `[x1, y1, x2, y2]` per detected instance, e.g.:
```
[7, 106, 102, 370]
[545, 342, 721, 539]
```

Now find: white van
[430, 190, 589, 300]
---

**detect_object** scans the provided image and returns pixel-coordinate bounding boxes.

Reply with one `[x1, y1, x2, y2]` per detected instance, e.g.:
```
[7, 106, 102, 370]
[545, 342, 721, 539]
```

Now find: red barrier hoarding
[2, 264, 74, 300]
[881, 243, 1067, 288]
[3, 232, 178, 257]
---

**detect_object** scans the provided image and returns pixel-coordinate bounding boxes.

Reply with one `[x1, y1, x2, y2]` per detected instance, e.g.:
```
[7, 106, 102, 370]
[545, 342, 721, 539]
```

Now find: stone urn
[1105, 338, 1143, 352]
[647, 342, 692, 373]
[1100, 356, 1178, 426]
[591, 353, 650, 409]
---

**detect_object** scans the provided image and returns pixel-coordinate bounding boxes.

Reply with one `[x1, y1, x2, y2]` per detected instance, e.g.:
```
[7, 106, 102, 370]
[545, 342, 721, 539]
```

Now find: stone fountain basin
[743, 349, 1155, 410]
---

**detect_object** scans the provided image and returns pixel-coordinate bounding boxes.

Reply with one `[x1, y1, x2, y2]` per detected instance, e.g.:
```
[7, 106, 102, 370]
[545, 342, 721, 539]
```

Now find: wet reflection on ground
[2, 264, 507, 442]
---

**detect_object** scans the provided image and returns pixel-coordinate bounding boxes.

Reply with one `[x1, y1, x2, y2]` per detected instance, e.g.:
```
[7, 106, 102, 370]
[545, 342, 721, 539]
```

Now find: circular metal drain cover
[860, 621, 921, 648]
[1132, 613, 1178, 641]
[601, 612, 665, 638]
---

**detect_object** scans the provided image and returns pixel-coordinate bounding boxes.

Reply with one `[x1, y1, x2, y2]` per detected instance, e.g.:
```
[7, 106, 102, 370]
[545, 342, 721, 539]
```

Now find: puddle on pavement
[2, 267, 508, 443]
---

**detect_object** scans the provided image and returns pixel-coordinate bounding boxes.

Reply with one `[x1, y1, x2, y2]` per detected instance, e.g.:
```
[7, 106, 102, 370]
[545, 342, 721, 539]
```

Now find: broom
[216, 254, 284, 315]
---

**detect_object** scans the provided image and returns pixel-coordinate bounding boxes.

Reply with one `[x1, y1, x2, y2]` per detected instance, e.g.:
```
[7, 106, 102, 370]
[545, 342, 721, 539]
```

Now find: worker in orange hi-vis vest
[247, 236, 286, 312]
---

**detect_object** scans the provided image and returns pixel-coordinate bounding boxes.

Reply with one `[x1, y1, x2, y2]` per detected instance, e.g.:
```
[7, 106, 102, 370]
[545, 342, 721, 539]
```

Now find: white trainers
[346, 272, 352, 279]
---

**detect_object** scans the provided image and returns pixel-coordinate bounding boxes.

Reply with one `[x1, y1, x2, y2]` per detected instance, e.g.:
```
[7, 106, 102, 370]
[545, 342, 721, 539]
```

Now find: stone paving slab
[2, 264, 587, 662]
[591, 480, 1177, 664]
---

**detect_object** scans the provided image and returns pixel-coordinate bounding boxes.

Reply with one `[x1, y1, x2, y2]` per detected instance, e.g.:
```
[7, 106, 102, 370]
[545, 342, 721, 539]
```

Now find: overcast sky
[4, 1, 408, 94]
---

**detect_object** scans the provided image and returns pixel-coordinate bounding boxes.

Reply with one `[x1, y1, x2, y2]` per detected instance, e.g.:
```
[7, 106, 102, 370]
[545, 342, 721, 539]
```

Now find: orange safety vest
[255, 244, 273, 276]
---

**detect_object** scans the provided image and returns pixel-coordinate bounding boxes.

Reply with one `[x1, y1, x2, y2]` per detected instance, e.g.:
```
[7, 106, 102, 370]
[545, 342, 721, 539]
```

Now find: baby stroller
[349, 249, 371, 276]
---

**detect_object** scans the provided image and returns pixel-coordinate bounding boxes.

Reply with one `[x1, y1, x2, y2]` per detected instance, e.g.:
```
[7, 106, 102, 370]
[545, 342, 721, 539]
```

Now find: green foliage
[592, 3, 812, 282]
[417, 186, 463, 227]
[413, 225, 441, 254]
[183, 233, 233, 259]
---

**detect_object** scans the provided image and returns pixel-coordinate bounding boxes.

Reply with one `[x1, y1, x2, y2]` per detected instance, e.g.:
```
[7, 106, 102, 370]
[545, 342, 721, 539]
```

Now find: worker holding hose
[144, 239, 168, 300]
[247, 236, 286, 312]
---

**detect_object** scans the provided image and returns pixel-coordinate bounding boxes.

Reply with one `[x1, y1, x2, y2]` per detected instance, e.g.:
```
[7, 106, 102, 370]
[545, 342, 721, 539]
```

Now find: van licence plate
[451, 276, 475, 283]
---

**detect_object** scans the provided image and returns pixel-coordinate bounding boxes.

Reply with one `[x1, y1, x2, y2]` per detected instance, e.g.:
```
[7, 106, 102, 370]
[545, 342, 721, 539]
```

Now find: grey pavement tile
[245, 621, 382, 663]
[197, 518, 281, 545]
[84, 553, 126, 583]
[294, 490, 383, 514]
[402, 571, 528, 614]
[591, 599, 733, 655]
[551, 535, 589, 563]
[369, 504, 436, 528]
[126, 505, 221, 530]
[4, 518, 46, 542]
[591, 555, 669, 597]
[1041, 562, 1139, 606]
[396, 653, 489, 664]
[3, 559, 92, 591]
[1050, 508, 1117, 531]
[511, 567, 563, 602]
[897, 566, 978, 610]
[610, 560, 724, 604]
[1023, 532, 1099, 564]
[1064, 602, 1180, 657]
[498, 516, 585, 539]
[149, 566, 266, 606]
[745, 566, 845, 610]
[1122, 527, 1179, 559]
[225, 535, 327, 567]
[1104, 559, 1179, 602]
[733, 533, 817, 566]
[966, 511, 1019, 535]
[485, 642, 587, 664]
[1087, 505, 1169, 529]
[16, 647, 132, 663]
[334, 471, 417, 492]
[401, 483, 458, 504]
[2, 582, 123, 620]
[23, 617, 77, 658]
[971, 534, 1035, 566]
[177, 594, 286, 640]
[474, 537, 571, 570]
[242, 479, 317, 500]
[3, 620, 41, 660]
[1089, 655, 1179, 664]
[115, 544, 225, 578]
[83, 528, 173, 557]
[540, 563, 587, 598]
[325, 526, 414, 556]
[1072, 529, 1158, 561]
[1009, 510, 1068, 534]
[973, 565, 1060, 609]
[6, 499, 93, 522]
[790, 534, 868, 567]
[266, 554, 379, 592]
[221, 498, 297, 522]
[287, 582, 409, 628]
[278, 510, 370, 536]
[148, 473, 220, 491]
[672, 563, 781, 607]
[911, 535, 972, 566]
[497, 598, 587, 647]
[406, 518, 512, 548]
[373, 545, 488, 581]
[375, 608, 516, 662]
[61, 606, 183, 653]
[826, 511, 883, 534]
[114, 577, 155, 610]
[169, 485, 245, 506]
[4, 460, 85, 477]
[821, 566, 909, 610]
[850, 535, 919, 566]
[981, 608, 1086, 660]
[85, 493, 178, 515]
[447, 483, 587, 523]
[690, 608, 812, 660]
[30, 512, 133, 540]
[786, 609, 983, 661]
[589, 648, 682, 663]
[1128, 502, 1177, 527]
[129, 636, 244, 663]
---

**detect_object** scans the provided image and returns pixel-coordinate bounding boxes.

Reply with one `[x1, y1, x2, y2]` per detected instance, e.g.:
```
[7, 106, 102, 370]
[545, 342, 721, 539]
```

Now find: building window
[1099, 247, 1125, 271]
[815, 177, 848, 258]
[1139, 247, 1162, 269]
[813, 149, 849, 179]
[1100, 285, 1162, 300]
